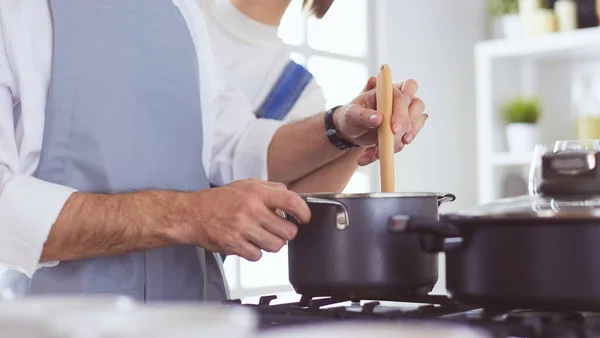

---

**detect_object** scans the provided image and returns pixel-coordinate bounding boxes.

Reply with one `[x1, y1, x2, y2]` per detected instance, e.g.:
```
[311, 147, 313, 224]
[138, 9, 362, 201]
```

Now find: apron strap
[255, 60, 314, 121]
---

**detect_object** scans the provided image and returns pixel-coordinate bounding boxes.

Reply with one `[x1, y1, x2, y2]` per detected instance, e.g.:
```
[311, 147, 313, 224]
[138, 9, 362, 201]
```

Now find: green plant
[489, 0, 520, 17]
[501, 96, 542, 124]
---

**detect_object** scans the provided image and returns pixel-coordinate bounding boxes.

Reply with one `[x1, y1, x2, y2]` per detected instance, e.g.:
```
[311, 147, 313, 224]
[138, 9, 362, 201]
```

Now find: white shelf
[491, 152, 532, 166]
[476, 27, 600, 61]
[474, 29, 597, 204]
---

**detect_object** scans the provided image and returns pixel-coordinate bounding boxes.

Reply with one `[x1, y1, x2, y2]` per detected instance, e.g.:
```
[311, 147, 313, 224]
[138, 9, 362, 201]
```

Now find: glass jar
[573, 72, 600, 140]
[597, 0, 600, 26]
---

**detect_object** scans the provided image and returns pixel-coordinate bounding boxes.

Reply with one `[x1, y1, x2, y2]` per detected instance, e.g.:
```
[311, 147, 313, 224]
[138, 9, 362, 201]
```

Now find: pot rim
[300, 192, 453, 199]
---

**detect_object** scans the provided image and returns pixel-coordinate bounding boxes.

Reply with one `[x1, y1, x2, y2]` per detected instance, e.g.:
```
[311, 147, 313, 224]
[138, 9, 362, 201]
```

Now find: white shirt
[0, 0, 284, 278]
[201, 0, 327, 122]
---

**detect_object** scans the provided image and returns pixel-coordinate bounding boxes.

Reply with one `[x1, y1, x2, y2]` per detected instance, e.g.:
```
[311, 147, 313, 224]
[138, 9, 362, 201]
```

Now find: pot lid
[451, 194, 600, 220]
[450, 140, 600, 221]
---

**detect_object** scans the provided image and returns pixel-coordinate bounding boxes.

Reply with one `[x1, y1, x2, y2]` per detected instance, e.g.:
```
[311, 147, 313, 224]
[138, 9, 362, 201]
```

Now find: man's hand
[332, 78, 428, 166]
[177, 179, 311, 262]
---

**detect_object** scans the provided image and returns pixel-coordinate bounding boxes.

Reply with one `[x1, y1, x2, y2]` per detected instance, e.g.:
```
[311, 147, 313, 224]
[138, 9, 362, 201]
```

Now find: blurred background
[225, 0, 600, 301]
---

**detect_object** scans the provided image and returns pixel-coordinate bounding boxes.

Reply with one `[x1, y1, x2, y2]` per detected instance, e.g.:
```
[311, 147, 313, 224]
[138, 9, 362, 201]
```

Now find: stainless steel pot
[287, 192, 456, 300]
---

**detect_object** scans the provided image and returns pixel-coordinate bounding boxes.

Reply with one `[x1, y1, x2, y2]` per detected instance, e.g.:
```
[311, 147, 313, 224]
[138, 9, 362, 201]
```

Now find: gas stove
[224, 294, 600, 338]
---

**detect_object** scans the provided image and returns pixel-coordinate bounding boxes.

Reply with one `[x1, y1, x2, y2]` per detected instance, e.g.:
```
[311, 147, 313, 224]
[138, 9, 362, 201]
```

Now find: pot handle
[304, 197, 350, 230]
[437, 193, 456, 207]
[387, 215, 463, 253]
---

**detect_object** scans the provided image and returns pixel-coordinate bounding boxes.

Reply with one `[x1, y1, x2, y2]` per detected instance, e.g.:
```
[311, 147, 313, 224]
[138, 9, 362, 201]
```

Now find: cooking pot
[287, 192, 456, 300]
[389, 147, 600, 311]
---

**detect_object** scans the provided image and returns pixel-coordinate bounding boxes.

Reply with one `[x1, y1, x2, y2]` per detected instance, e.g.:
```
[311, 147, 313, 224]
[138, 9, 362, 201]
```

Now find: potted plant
[490, 0, 522, 39]
[501, 96, 542, 153]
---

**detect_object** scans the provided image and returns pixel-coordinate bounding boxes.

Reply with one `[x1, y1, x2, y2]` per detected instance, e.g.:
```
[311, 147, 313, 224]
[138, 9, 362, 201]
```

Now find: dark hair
[303, 0, 334, 19]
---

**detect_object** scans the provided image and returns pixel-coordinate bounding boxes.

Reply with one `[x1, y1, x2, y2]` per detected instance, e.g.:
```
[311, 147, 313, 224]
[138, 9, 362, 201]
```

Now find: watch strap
[324, 106, 359, 150]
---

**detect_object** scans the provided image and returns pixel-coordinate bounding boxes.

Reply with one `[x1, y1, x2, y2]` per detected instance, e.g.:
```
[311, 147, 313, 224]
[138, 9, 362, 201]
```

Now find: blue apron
[13, 0, 227, 302]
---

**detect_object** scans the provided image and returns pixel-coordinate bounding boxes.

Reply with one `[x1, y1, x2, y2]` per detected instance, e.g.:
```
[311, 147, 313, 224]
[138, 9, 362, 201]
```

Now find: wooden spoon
[377, 64, 395, 193]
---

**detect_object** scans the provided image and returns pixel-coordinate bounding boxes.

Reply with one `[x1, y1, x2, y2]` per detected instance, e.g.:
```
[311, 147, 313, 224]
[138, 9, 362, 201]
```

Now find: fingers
[244, 225, 286, 254]
[342, 104, 381, 129]
[358, 146, 378, 166]
[259, 186, 312, 224]
[361, 76, 377, 93]
[388, 79, 419, 136]
[258, 206, 298, 241]
[390, 86, 412, 136]
[225, 180, 303, 261]
[236, 239, 263, 262]
[403, 98, 427, 144]
[398, 79, 419, 99]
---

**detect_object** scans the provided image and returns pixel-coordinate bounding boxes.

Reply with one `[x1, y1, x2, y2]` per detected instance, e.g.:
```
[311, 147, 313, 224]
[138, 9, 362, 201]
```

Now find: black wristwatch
[324, 105, 359, 150]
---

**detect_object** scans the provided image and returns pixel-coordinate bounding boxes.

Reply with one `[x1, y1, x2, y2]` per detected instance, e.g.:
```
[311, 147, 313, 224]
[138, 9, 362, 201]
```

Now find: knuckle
[394, 90, 410, 104]
[230, 227, 246, 244]
[232, 209, 246, 224]
[412, 98, 425, 110]
[284, 194, 300, 211]
[223, 233, 243, 254]
[274, 182, 287, 190]
[222, 239, 238, 256]
[241, 195, 260, 210]
[357, 109, 369, 122]
[247, 183, 263, 195]
[236, 201, 251, 218]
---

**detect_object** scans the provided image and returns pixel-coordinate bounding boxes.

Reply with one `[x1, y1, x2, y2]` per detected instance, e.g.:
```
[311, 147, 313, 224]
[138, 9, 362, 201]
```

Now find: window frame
[226, 0, 380, 300]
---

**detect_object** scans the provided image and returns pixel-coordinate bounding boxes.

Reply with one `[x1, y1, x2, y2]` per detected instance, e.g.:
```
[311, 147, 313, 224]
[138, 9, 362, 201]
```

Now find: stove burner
[224, 295, 600, 338]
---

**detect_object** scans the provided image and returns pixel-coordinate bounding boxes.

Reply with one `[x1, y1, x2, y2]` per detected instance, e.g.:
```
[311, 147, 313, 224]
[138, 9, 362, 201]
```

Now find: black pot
[287, 192, 456, 300]
[390, 202, 600, 311]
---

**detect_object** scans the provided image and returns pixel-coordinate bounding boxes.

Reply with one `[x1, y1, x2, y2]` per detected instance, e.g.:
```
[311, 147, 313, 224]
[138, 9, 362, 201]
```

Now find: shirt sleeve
[208, 72, 285, 186]
[284, 77, 328, 123]
[0, 28, 75, 278]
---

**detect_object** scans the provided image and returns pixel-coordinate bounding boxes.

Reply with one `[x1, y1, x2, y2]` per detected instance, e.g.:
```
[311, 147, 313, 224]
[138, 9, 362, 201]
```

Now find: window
[224, 0, 378, 300]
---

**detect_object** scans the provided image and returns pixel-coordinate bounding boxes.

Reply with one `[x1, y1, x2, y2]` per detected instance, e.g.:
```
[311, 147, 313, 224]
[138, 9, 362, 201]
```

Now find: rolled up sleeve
[209, 79, 284, 185]
[0, 31, 75, 278]
[0, 175, 75, 277]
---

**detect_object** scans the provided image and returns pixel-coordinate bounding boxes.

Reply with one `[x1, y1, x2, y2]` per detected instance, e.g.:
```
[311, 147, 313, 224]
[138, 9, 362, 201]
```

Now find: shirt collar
[209, 0, 280, 44]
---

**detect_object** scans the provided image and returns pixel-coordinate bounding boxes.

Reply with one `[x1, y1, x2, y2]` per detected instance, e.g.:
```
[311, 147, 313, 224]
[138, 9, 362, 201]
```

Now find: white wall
[375, 0, 489, 212]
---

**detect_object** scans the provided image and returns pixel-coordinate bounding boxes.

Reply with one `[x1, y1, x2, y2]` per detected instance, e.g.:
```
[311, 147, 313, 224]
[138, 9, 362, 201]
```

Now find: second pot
[287, 192, 456, 300]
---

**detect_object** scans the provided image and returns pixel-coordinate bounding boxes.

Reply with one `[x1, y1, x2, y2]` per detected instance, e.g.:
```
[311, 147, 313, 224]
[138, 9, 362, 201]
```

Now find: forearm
[267, 112, 345, 184]
[288, 148, 363, 193]
[41, 191, 185, 262]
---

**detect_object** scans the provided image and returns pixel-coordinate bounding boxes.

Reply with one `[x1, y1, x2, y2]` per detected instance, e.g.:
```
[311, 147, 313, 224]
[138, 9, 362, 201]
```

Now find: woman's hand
[332, 78, 428, 166]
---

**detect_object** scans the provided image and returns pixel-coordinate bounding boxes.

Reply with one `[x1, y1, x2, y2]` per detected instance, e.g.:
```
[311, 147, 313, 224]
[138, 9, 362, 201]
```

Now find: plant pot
[491, 14, 522, 39]
[505, 123, 540, 154]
